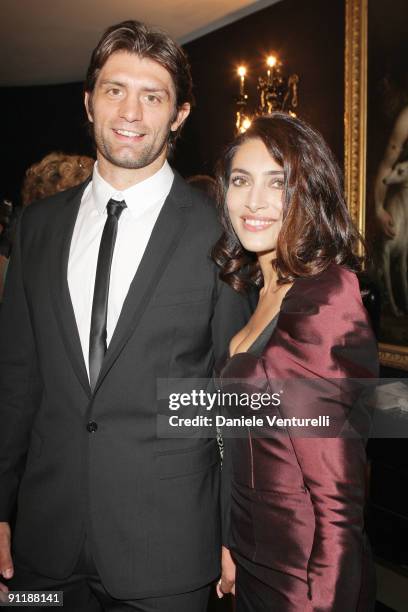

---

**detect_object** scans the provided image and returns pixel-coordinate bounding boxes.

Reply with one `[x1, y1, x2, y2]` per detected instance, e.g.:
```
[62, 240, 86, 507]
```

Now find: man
[0, 21, 250, 611]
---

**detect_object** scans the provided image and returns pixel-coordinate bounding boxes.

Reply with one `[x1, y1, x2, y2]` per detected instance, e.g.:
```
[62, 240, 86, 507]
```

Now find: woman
[213, 113, 378, 611]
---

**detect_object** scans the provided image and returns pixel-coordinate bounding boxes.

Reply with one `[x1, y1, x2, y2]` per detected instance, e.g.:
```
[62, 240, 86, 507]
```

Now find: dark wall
[1, 0, 345, 204]
[175, 0, 345, 178]
[2, 82, 94, 203]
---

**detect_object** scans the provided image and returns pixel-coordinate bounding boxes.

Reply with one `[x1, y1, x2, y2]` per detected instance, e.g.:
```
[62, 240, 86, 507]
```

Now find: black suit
[0, 173, 250, 601]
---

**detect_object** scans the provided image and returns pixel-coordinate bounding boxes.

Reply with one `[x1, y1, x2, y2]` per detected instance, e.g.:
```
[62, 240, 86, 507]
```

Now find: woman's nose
[246, 186, 268, 212]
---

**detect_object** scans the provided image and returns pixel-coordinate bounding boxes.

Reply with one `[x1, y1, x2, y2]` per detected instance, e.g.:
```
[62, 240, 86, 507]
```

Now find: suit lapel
[49, 180, 92, 399]
[93, 173, 192, 394]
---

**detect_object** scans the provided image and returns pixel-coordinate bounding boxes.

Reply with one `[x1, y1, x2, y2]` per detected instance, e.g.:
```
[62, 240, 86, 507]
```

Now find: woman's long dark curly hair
[212, 112, 363, 293]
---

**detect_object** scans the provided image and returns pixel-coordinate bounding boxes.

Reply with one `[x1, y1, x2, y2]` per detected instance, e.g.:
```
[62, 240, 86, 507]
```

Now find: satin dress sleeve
[259, 264, 378, 611]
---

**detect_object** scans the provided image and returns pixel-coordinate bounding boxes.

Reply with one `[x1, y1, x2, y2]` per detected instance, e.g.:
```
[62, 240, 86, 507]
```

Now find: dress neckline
[229, 311, 279, 359]
[228, 281, 296, 359]
[246, 312, 279, 355]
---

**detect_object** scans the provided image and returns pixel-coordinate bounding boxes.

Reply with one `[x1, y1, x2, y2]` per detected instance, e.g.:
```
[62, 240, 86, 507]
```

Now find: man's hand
[0, 522, 13, 593]
[377, 208, 396, 239]
[216, 545, 236, 598]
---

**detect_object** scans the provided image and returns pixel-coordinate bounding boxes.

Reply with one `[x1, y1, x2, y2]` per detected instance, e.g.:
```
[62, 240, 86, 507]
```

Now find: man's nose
[119, 93, 143, 123]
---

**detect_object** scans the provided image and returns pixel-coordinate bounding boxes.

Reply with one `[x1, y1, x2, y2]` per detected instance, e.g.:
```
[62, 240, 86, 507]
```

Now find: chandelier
[235, 55, 299, 133]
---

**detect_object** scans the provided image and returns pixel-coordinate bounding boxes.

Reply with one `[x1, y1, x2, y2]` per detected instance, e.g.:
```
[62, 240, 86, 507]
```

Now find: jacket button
[86, 421, 98, 433]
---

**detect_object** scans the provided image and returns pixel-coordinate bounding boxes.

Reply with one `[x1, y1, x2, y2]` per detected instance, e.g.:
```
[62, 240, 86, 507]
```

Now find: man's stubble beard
[93, 122, 172, 170]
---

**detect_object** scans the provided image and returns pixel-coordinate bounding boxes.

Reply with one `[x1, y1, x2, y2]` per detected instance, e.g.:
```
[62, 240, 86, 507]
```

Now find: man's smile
[112, 128, 147, 141]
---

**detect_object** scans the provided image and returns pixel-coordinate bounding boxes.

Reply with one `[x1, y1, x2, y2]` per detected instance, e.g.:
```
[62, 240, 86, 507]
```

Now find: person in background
[0, 155, 94, 301]
[187, 174, 217, 200]
[214, 113, 378, 611]
[21, 152, 95, 206]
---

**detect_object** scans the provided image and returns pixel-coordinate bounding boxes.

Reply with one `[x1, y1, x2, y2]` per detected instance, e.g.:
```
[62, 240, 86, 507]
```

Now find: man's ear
[84, 92, 94, 123]
[170, 103, 191, 132]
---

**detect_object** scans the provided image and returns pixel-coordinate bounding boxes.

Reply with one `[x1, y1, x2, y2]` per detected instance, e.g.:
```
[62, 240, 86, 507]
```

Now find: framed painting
[345, 0, 408, 370]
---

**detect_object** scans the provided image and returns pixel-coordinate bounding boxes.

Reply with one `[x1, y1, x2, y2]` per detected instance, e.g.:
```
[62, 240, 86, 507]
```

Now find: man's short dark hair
[85, 20, 194, 144]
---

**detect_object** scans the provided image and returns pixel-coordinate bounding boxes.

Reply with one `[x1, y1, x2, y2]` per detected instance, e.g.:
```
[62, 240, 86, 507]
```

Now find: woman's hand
[216, 546, 236, 598]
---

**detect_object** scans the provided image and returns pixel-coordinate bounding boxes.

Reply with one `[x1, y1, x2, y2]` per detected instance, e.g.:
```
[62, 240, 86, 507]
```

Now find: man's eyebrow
[141, 87, 170, 97]
[98, 80, 170, 97]
[99, 79, 126, 87]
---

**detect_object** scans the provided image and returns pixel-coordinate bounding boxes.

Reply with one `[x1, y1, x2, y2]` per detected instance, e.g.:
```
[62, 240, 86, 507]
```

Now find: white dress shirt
[68, 160, 174, 378]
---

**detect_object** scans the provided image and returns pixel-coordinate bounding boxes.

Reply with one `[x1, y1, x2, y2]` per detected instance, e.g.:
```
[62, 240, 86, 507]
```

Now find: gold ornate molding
[344, 0, 367, 240]
[379, 344, 408, 371]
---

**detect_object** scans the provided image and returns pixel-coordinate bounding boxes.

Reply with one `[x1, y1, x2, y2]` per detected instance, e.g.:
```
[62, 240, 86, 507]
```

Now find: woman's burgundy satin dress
[217, 264, 379, 611]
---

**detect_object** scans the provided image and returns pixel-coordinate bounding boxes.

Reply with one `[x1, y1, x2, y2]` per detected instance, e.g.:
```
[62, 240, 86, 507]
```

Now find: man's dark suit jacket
[0, 173, 251, 599]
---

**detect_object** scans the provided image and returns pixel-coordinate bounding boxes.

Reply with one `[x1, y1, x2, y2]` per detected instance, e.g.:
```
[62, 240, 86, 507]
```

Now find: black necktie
[89, 198, 127, 391]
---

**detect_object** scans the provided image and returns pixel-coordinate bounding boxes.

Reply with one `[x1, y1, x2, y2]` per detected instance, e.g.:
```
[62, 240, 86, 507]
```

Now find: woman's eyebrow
[230, 167, 250, 175]
[230, 168, 283, 175]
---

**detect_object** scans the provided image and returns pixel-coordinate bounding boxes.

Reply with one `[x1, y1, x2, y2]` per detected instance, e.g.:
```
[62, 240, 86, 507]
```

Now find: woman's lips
[241, 216, 277, 232]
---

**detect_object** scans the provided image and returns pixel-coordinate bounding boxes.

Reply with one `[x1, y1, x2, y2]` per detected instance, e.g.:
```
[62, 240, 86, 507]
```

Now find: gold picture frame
[344, 0, 408, 371]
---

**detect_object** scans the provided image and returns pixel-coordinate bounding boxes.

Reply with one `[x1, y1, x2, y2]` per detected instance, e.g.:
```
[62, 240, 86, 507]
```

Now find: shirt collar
[91, 160, 174, 218]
